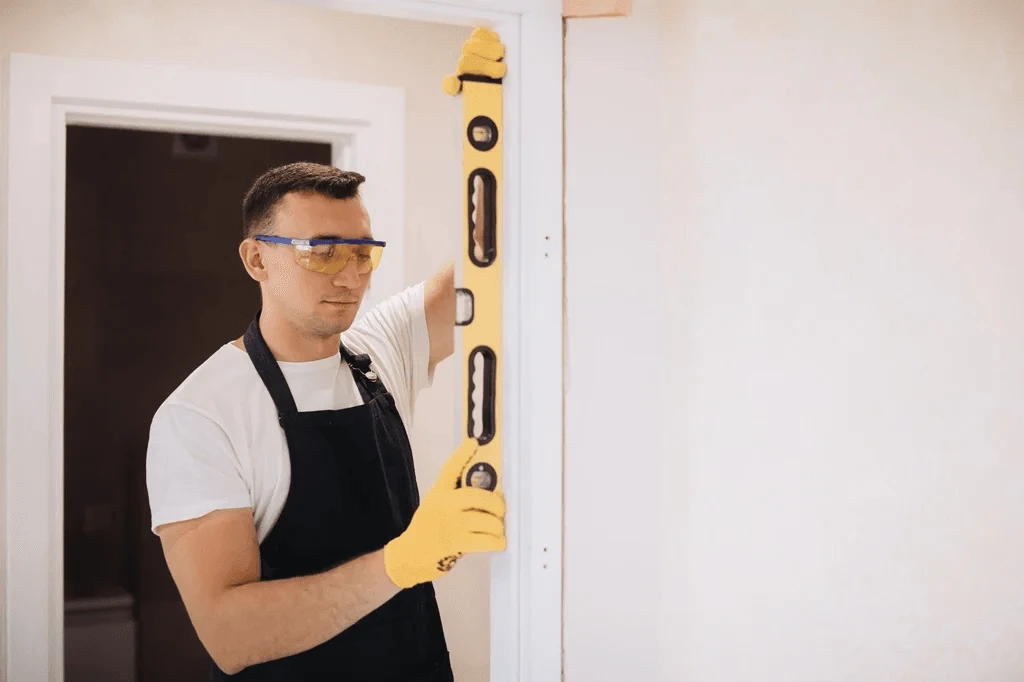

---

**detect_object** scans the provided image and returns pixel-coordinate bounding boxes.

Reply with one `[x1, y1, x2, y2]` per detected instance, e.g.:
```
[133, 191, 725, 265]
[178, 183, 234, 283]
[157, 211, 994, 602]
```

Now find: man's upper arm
[158, 508, 261, 620]
[147, 402, 252, 532]
[146, 401, 256, 592]
[424, 263, 456, 376]
[147, 403, 260, 660]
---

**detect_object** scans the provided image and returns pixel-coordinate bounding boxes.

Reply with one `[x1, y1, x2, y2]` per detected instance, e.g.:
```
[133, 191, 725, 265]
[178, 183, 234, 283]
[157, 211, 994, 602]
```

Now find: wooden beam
[563, 0, 632, 18]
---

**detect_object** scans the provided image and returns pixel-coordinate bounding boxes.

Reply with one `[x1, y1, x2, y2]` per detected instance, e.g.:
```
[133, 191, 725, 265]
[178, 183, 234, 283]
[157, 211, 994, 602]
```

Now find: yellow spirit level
[444, 28, 505, 494]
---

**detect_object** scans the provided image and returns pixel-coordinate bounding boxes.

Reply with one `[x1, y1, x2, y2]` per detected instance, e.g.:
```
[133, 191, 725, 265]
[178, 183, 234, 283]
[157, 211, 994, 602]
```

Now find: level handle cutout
[467, 345, 497, 446]
[468, 169, 497, 267]
[455, 288, 475, 326]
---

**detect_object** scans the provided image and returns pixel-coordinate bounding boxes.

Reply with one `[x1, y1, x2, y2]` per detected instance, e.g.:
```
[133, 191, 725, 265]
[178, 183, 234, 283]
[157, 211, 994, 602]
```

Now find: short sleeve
[146, 402, 253, 534]
[347, 283, 431, 424]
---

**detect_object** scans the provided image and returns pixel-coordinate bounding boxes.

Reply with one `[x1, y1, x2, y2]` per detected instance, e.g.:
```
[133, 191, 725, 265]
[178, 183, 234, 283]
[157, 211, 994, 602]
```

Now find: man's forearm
[201, 549, 400, 674]
[425, 262, 456, 372]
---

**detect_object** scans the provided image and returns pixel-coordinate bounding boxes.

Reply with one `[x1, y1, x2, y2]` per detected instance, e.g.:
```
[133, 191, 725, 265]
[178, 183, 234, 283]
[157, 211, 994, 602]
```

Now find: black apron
[212, 311, 453, 681]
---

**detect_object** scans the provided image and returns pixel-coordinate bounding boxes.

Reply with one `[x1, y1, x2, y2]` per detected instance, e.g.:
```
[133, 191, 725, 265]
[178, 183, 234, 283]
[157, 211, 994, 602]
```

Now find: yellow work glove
[442, 27, 508, 96]
[384, 440, 506, 589]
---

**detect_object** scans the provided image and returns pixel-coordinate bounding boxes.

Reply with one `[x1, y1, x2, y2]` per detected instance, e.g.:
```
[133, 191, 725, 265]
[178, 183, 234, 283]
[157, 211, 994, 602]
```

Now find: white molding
[1, 1, 565, 680]
[271, 0, 551, 24]
[1, 53, 404, 682]
[514, 12, 565, 682]
[0, 50, 10, 682]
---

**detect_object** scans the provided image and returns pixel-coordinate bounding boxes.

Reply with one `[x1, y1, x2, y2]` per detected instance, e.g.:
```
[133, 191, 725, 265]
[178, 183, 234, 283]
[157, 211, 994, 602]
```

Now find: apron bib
[211, 311, 453, 681]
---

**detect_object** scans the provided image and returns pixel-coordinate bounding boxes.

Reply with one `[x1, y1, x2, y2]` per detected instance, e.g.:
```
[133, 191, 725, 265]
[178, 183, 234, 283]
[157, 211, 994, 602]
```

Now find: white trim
[0, 51, 10, 682]
[1, 53, 404, 682]
[1, 1, 564, 681]
[514, 12, 565, 681]
[271, 0, 551, 23]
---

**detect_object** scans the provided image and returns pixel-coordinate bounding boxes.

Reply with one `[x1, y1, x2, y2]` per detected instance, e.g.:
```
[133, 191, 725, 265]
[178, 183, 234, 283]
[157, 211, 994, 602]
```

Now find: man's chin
[315, 306, 359, 334]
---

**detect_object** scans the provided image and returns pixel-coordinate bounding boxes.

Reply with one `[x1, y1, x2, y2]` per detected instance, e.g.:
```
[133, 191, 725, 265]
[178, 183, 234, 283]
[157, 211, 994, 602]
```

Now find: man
[146, 162, 505, 681]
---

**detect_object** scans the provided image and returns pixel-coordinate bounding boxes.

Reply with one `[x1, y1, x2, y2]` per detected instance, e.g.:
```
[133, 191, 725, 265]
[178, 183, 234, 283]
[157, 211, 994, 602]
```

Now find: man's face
[255, 192, 374, 336]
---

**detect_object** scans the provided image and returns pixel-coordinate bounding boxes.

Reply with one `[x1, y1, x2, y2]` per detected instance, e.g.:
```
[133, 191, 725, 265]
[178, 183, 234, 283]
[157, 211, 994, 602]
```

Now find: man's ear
[239, 239, 269, 282]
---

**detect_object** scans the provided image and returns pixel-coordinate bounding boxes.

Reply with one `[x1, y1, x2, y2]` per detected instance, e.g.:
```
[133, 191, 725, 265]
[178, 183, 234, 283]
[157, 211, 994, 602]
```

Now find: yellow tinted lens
[368, 245, 384, 271]
[295, 244, 384, 275]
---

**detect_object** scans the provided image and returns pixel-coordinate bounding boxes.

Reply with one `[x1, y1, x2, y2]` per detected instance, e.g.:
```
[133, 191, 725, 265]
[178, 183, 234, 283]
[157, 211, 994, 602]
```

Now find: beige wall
[563, 1, 663, 680]
[0, 1, 486, 679]
[567, 0, 1024, 680]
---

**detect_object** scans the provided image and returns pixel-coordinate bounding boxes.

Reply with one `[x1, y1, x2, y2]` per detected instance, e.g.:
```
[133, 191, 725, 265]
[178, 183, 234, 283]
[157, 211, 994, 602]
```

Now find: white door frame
[0, 2, 564, 682]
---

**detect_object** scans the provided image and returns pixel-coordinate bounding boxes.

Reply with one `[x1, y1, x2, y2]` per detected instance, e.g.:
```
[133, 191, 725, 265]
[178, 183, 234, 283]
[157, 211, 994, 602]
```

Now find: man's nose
[330, 261, 361, 287]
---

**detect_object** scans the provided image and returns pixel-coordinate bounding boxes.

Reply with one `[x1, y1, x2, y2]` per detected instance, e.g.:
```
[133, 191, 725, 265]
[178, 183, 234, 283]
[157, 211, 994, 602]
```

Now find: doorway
[5, 41, 559, 681]
[62, 124, 332, 682]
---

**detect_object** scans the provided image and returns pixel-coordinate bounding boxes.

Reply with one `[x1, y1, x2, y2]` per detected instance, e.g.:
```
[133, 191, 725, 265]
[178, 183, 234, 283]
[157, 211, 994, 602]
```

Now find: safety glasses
[254, 235, 386, 275]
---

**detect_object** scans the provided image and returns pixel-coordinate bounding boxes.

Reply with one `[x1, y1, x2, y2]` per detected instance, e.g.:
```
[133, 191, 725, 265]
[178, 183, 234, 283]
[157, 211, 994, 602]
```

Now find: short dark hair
[241, 162, 366, 238]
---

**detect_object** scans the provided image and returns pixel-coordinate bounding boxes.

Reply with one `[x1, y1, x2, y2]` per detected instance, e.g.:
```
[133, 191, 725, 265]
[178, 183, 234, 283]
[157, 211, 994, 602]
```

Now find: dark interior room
[63, 124, 331, 682]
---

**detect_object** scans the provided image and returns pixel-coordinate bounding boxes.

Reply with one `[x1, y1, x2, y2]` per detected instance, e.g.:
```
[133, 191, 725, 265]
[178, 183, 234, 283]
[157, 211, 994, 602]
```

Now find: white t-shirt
[146, 283, 432, 542]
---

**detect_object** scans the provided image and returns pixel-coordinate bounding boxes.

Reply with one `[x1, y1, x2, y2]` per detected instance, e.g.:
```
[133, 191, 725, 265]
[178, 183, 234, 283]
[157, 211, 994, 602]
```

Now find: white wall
[566, 1, 1024, 680]
[563, 2, 664, 680]
[0, 2, 487, 680]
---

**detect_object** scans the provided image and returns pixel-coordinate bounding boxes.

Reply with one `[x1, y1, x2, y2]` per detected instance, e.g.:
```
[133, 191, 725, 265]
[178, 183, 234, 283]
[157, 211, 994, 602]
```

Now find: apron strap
[243, 310, 299, 414]
[340, 344, 390, 404]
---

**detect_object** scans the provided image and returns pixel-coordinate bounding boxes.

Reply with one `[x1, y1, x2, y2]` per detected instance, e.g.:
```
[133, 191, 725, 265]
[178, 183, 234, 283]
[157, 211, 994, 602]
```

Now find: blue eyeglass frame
[253, 235, 387, 248]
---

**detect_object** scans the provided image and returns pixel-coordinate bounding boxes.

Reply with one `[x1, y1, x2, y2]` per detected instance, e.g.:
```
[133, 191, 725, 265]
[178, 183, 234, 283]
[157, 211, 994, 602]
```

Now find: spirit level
[445, 28, 504, 494]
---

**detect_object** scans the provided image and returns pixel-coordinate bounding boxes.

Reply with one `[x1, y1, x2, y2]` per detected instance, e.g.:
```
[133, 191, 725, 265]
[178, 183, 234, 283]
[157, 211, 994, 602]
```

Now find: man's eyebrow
[311, 233, 374, 240]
